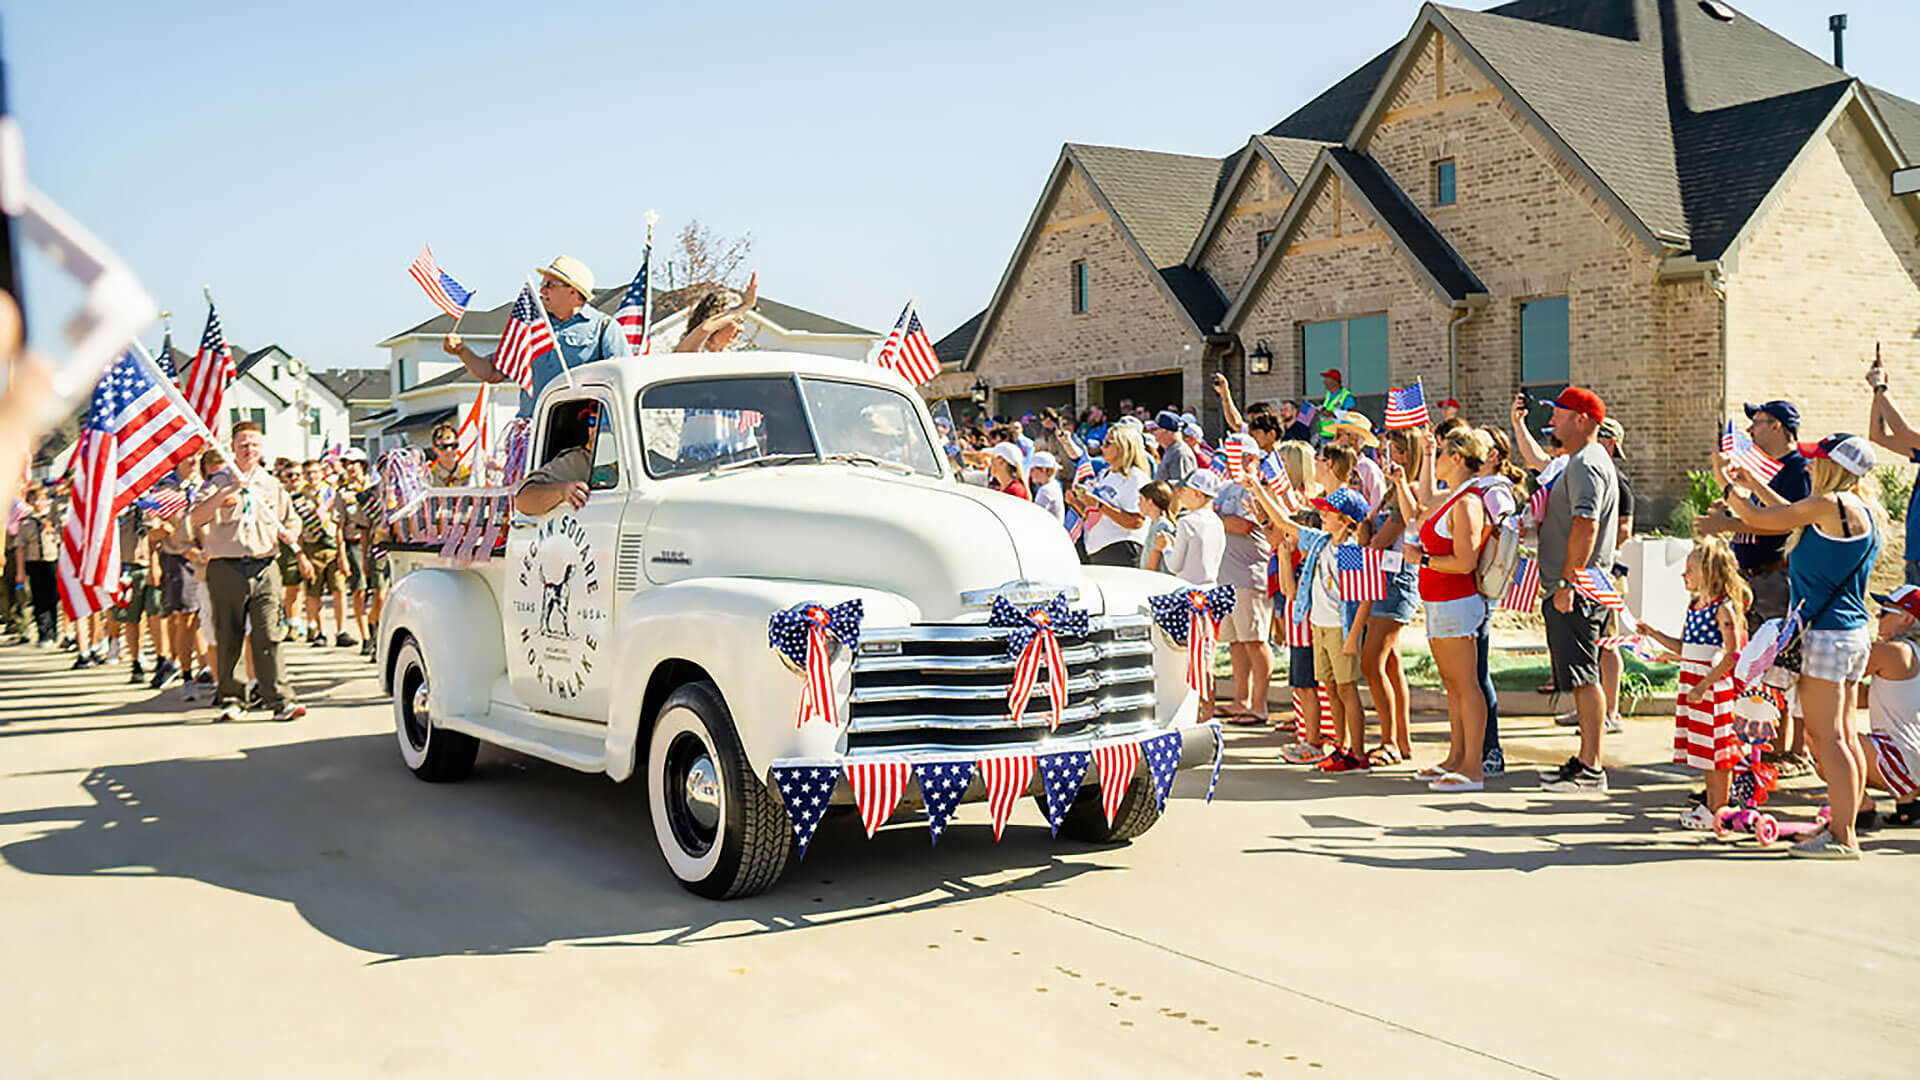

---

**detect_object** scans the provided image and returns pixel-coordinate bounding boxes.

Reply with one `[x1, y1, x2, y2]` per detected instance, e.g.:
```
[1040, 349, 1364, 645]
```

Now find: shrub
[1874, 465, 1912, 525]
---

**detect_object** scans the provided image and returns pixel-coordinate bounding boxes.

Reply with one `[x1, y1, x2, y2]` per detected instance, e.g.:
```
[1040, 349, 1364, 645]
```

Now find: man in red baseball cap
[1537, 385, 1624, 794]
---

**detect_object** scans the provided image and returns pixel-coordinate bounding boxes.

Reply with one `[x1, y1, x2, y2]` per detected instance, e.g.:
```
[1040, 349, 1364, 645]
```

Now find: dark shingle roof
[1327, 148, 1486, 303]
[1068, 144, 1226, 269]
[752, 298, 874, 335]
[1676, 80, 1851, 259]
[1158, 266, 1228, 332]
[1266, 45, 1398, 142]
[314, 367, 393, 403]
[408, 365, 480, 393]
[932, 310, 983, 367]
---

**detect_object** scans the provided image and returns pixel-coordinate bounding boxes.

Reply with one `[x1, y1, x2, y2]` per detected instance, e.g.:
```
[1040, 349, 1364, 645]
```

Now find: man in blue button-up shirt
[443, 255, 631, 417]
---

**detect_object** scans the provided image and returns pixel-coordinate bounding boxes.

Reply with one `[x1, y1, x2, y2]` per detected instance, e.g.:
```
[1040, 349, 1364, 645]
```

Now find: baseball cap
[1743, 400, 1802, 431]
[1028, 450, 1059, 472]
[1178, 470, 1224, 498]
[1312, 488, 1369, 522]
[1180, 420, 1205, 440]
[1320, 368, 1343, 384]
[1596, 417, 1627, 457]
[1179, 412, 1199, 427]
[1115, 415, 1144, 431]
[343, 447, 368, 462]
[1151, 410, 1183, 432]
[1439, 397, 1461, 409]
[987, 443, 1025, 472]
[1874, 585, 1920, 619]
[1549, 387, 1606, 424]
[1798, 433, 1876, 476]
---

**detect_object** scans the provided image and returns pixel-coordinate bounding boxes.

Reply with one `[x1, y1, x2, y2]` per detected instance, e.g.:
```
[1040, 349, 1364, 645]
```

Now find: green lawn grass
[1236, 642, 1679, 698]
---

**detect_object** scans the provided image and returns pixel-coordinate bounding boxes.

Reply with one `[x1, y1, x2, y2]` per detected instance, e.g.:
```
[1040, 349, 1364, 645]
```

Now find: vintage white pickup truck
[375, 350, 1219, 898]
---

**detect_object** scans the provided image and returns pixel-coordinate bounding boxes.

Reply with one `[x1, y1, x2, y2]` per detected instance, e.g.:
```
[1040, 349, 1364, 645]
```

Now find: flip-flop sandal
[1366, 745, 1402, 767]
[1413, 764, 1449, 781]
[1428, 772, 1484, 793]
[1225, 714, 1268, 727]
[1279, 742, 1334, 765]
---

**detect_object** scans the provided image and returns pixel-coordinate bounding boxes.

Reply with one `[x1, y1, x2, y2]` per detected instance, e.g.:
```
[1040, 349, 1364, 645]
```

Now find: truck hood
[641, 466, 1090, 621]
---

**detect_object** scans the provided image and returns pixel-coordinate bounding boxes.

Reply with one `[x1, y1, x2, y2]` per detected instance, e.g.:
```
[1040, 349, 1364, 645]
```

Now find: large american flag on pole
[494, 282, 557, 394]
[407, 245, 473, 319]
[874, 302, 940, 385]
[614, 248, 652, 353]
[58, 351, 206, 619]
[181, 299, 234, 435]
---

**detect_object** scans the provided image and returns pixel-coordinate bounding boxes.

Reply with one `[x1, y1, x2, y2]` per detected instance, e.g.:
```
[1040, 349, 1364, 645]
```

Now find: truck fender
[377, 568, 507, 722]
[1084, 565, 1203, 729]
[606, 579, 920, 783]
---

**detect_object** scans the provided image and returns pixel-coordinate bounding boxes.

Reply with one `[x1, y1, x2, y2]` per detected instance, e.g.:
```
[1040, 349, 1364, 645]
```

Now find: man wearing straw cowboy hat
[442, 255, 631, 416]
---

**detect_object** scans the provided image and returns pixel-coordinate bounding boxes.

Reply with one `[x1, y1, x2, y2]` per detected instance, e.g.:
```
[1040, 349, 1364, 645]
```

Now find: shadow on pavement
[0, 733, 1110, 960]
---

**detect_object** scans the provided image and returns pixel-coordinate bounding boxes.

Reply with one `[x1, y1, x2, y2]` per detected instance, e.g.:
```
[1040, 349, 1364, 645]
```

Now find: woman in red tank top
[1407, 428, 1493, 792]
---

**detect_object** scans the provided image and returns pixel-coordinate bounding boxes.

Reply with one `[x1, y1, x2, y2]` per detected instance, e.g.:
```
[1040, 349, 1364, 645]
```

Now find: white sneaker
[1604, 713, 1624, 734]
[1553, 711, 1579, 727]
[1679, 804, 1717, 831]
[217, 702, 244, 724]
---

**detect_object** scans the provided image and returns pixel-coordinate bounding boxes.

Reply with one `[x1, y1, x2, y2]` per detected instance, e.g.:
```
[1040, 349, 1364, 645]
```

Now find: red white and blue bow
[990, 595, 1088, 729]
[1148, 585, 1235, 693]
[769, 599, 864, 728]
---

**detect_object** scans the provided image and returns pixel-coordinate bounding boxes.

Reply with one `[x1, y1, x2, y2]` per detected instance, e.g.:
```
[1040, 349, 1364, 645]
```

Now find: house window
[229, 407, 266, 434]
[397, 355, 416, 392]
[1301, 314, 1391, 421]
[1520, 296, 1571, 430]
[1433, 159, 1456, 206]
[1256, 229, 1276, 251]
[1070, 260, 1089, 315]
[309, 408, 322, 436]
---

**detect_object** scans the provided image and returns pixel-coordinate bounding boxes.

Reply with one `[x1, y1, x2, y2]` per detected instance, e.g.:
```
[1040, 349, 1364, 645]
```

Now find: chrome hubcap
[412, 680, 431, 726]
[683, 756, 721, 831]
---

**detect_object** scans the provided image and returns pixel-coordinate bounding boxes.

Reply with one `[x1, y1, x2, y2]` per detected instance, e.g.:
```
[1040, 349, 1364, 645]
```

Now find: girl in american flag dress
[1641, 538, 1749, 829]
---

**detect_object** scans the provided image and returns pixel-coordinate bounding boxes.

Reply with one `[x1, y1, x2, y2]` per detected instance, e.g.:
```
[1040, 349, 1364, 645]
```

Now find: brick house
[960, 0, 1920, 511]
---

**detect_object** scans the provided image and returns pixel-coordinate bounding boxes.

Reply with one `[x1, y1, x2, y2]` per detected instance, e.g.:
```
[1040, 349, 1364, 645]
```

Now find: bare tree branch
[665, 220, 753, 291]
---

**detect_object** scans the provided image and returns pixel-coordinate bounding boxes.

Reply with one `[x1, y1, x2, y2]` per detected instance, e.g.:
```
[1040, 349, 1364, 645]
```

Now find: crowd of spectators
[945, 366, 1920, 860]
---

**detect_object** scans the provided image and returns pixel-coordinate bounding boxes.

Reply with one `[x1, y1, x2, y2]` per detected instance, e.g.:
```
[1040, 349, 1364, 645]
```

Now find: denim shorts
[1370, 565, 1419, 625]
[1801, 626, 1871, 684]
[1424, 593, 1487, 639]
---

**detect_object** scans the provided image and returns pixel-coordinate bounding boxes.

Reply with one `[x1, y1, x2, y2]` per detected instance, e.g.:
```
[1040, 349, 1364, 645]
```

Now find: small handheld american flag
[1384, 379, 1429, 430]
[874, 302, 940, 385]
[1721, 420, 1782, 483]
[494, 282, 557, 394]
[407, 245, 473, 320]
[1570, 566, 1627, 612]
[1502, 555, 1542, 611]
[133, 486, 190, 521]
[1258, 451, 1305, 513]
[1334, 543, 1387, 602]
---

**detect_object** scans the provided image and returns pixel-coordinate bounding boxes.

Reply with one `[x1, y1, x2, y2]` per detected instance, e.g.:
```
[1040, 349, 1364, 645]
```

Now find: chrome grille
[847, 614, 1159, 752]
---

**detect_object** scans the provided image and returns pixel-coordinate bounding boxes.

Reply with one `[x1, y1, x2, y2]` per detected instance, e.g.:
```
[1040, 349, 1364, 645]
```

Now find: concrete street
[2, 640, 1915, 1078]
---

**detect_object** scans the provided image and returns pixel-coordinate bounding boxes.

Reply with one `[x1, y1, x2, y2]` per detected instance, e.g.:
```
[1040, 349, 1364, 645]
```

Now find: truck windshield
[639, 376, 941, 479]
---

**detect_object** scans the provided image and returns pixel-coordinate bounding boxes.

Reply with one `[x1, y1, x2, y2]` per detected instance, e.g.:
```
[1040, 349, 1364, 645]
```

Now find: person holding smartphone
[1068, 424, 1151, 566]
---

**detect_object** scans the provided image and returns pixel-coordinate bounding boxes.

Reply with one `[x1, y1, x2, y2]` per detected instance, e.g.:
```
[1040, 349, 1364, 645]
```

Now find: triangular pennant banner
[1207, 721, 1225, 803]
[1142, 731, 1183, 813]
[1093, 741, 1142, 826]
[977, 753, 1036, 841]
[1036, 749, 1092, 837]
[914, 760, 976, 845]
[769, 763, 839, 860]
[845, 760, 912, 838]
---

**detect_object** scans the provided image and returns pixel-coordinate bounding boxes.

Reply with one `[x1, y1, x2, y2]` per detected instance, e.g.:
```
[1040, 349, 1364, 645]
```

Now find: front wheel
[1057, 775, 1162, 843]
[392, 637, 478, 782]
[646, 680, 791, 899]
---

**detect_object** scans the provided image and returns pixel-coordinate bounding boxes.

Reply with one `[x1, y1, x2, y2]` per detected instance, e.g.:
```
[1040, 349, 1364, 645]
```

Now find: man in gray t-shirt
[1536, 387, 1618, 793]
[1149, 411, 1196, 487]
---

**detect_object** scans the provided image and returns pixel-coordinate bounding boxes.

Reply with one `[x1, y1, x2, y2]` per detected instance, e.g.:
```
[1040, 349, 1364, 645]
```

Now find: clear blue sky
[6, 0, 1916, 370]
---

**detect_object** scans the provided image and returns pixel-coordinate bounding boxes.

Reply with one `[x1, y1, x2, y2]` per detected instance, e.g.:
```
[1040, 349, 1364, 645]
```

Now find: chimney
[1830, 13, 1847, 70]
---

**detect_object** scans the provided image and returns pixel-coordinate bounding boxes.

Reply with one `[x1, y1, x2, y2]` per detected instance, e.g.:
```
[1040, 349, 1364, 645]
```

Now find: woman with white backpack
[1405, 428, 1496, 792]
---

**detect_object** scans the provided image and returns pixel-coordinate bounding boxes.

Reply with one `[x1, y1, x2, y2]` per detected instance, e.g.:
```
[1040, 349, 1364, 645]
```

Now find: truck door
[504, 386, 625, 722]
